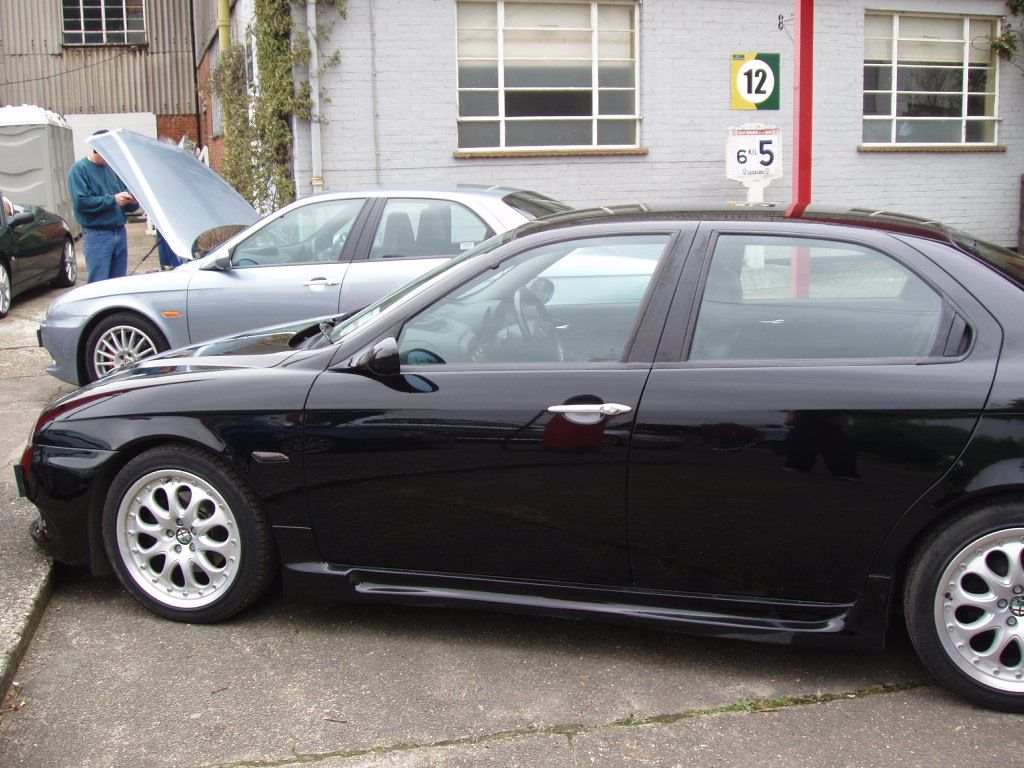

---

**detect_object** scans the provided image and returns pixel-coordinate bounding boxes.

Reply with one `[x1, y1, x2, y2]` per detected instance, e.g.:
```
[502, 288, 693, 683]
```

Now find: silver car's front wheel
[103, 445, 273, 622]
[84, 312, 169, 381]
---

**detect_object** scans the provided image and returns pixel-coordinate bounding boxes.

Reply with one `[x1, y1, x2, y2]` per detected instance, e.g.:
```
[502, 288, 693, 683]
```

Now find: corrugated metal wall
[0, 0, 195, 114]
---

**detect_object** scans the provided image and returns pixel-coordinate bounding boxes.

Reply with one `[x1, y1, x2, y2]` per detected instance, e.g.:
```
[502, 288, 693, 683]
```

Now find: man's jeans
[83, 226, 128, 283]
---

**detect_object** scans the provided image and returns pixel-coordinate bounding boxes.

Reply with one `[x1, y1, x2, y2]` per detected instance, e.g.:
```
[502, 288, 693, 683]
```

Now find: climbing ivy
[990, 1, 1024, 74]
[210, 0, 346, 212]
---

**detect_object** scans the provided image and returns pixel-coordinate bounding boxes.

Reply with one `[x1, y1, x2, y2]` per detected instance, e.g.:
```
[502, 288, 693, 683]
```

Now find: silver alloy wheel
[936, 527, 1024, 692]
[0, 264, 9, 314]
[92, 324, 159, 377]
[115, 469, 242, 609]
[62, 240, 77, 283]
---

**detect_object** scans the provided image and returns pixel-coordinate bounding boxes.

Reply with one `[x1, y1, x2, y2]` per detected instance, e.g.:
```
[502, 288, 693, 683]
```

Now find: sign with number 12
[731, 52, 781, 110]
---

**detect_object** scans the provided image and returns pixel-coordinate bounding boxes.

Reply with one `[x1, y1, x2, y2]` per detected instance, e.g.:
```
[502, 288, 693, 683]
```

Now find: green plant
[990, 2, 1024, 73]
[210, 0, 346, 212]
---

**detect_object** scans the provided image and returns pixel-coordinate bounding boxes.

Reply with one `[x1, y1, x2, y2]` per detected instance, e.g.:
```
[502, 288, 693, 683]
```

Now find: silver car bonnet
[87, 130, 259, 260]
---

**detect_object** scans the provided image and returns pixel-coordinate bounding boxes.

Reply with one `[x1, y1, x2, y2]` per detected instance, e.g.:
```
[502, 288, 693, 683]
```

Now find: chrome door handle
[303, 277, 341, 287]
[758, 319, 785, 325]
[547, 403, 632, 416]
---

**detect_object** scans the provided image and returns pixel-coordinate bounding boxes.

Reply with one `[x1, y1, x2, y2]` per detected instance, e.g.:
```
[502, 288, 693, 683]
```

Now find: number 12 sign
[731, 52, 780, 110]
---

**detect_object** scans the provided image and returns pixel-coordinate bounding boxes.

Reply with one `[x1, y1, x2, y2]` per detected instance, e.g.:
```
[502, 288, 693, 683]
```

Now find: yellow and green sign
[731, 52, 780, 110]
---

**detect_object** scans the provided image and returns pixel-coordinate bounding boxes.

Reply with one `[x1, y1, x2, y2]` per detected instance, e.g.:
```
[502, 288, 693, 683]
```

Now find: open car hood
[87, 129, 259, 260]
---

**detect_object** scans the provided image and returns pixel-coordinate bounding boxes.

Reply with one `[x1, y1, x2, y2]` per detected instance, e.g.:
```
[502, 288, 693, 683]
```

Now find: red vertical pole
[791, 0, 814, 211]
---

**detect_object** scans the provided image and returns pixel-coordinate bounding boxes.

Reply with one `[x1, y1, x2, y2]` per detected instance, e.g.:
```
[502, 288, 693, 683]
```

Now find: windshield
[947, 228, 1024, 287]
[313, 231, 513, 347]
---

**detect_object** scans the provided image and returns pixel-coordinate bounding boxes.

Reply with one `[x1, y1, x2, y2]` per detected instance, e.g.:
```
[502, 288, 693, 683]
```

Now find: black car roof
[514, 201, 961, 244]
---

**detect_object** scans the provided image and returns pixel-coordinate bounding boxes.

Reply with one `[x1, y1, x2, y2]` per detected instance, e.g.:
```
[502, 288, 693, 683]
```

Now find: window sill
[454, 147, 649, 159]
[857, 144, 1006, 153]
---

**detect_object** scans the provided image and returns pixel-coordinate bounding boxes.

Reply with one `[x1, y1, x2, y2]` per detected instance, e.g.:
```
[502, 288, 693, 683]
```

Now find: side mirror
[9, 211, 34, 228]
[350, 336, 400, 377]
[200, 252, 233, 271]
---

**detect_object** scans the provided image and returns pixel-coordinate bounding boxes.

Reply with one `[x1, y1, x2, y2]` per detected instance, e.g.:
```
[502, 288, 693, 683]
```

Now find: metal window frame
[61, 0, 148, 47]
[456, 0, 640, 151]
[862, 12, 1000, 147]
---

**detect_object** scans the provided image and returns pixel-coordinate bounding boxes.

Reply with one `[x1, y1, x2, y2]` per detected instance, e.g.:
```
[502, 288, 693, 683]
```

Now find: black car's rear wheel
[84, 311, 169, 381]
[904, 501, 1024, 712]
[102, 445, 274, 623]
[52, 238, 77, 288]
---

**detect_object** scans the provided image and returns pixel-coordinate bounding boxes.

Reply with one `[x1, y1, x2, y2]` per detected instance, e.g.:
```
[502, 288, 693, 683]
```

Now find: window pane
[458, 29, 497, 57]
[865, 14, 892, 38]
[398, 234, 669, 365]
[969, 20, 996, 63]
[459, 61, 499, 88]
[895, 119, 961, 143]
[505, 60, 591, 87]
[233, 199, 364, 266]
[897, 39, 963, 64]
[864, 38, 893, 62]
[457, 2, 497, 28]
[899, 16, 963, 40]
[598, 61, 634, 87]
[370, 199, 490, 260]
[598, 5, 632, 31]
[897, 93, 961, 117]
[862, 119, 892, 142]
[863, 93, 891, 116]
[968, 93, 994, 117]
[968, 67, 995, 93]
[690, 235, 942, 361]
[504, 29, 591, 58]
[598, 89, 634, 115]
[507, 90, 591, 117]
[597, 119, 635, 145]
[458, 121, 500, 148]
[599, 31, 633, 59]
[459, 91, 499, 117]
[506, 119, 591, 146]
[896, 66, 962, 92]
[504, 2, 590, 29]
[966, 120, 996, 143]
[863, 65, 891, 90]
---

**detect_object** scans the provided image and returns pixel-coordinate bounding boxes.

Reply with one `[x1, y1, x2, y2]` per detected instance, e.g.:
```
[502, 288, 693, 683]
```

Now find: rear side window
[690, 235, 943, 361]
[369, 199, 492, 259]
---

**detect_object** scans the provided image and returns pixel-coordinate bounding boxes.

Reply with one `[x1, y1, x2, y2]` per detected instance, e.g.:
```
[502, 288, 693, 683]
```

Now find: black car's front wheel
[52, 238, 77, 288]
[0, 260, 11, 318]
[904, 501, 1024, 712]
[102, 445, 274, 623]
[84, 311, 169, 381]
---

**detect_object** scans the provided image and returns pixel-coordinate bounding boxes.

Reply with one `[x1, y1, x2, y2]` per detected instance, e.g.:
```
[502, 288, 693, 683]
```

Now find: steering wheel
[512, 286, 564, 361]
[234, 257, 258, 266]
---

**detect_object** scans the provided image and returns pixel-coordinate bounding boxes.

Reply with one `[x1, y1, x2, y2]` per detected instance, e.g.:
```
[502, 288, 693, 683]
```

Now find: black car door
[303, 227, 691, 585]
[628, 222, 1000, 604]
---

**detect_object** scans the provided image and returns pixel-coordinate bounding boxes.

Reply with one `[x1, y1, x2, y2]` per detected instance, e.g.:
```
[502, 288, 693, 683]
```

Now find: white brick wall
[292, 0, 1022, 245]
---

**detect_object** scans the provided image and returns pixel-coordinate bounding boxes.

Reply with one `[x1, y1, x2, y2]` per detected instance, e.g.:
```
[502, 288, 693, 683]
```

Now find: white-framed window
[863, 13, 999, 145]
[62, 0, 147, 46]
[456, 0, 639, 150]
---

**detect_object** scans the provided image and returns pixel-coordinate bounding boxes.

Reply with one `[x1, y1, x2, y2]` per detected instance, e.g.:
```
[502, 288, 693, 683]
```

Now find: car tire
[102, 444, 275, 623]
[52, 238, 77, 288]
[84, 311, 169, 381]
[0, 260, 10, 318]
[904, 500, 1024, 712]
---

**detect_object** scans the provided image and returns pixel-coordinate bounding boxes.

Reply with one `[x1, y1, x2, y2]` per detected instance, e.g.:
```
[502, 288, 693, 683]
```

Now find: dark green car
[0, 196, 76, 318]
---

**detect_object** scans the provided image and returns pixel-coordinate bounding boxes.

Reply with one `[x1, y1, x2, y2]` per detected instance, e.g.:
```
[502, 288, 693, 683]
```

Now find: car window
[690, 235, 944, 361]
[398, 234, 670, 365]
[368, 199, 491, 260]
[231, 198, 364, 267]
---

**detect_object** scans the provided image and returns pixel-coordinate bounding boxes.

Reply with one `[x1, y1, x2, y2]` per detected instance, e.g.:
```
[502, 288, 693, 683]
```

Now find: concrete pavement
[0, 221, 157, 703]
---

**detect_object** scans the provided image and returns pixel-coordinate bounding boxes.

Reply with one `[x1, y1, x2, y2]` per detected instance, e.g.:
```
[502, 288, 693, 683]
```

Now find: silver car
[40, 131, 570, 384]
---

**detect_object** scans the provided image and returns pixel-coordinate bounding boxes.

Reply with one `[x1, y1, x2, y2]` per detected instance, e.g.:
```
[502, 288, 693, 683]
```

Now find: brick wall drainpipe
[217, 0, 231, 52]
[307, 0, 325, 194]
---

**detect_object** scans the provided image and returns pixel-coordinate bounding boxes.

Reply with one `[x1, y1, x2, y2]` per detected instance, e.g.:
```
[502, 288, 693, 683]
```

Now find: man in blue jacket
[68, 130, 139, 282]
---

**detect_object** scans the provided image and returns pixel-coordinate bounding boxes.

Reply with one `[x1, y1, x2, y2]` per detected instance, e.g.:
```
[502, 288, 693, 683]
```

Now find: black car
[0, 196, 76, 318]
[16, 204, 1024, 712]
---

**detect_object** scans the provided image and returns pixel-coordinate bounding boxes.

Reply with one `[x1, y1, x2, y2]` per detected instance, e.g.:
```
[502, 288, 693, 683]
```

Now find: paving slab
[0, 221, 157, 702]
